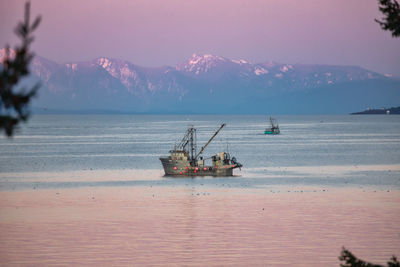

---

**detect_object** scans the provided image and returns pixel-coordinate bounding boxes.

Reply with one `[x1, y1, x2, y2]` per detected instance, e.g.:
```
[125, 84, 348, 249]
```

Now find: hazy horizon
[1, 0, 400, 76]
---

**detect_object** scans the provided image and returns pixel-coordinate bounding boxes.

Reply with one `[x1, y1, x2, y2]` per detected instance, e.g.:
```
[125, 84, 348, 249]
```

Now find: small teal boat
[264, 117, 280, 135]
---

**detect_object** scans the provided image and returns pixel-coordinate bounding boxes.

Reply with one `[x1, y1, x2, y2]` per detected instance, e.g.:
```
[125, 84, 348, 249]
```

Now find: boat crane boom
[195, 123, 225, 159]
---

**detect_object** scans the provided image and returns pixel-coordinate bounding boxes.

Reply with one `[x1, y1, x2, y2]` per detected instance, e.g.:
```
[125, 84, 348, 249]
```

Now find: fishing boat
[159, 124, 242, 177]
[264, 117, 280, 135]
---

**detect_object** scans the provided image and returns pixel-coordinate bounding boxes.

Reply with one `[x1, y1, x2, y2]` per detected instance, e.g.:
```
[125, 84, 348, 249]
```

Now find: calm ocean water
[1, 114, 400, 266]
[0, 114, 399, 190]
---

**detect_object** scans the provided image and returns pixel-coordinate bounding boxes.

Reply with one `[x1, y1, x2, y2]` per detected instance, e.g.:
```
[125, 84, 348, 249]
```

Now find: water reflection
[1, 187, 399, 266]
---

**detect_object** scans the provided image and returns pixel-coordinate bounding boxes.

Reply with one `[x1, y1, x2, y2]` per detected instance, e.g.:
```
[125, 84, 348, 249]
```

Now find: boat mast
[188, 127, 196, 162]
[270, 117, 278, 128]
[195, 123, 226, 159]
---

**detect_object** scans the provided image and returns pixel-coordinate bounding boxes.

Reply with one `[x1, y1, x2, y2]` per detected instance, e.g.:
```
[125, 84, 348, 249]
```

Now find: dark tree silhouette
[339, 247, 400, 267]
[375, 0, 400, 37]
[0, 2, 41, 137]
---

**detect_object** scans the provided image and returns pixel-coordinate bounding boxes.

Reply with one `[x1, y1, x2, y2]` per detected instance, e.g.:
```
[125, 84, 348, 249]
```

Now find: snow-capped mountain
[2, 50, 399, 114]
[176, 54, 229, 74]
[175, 53, 382, 85]
[92, 57, 187, 96]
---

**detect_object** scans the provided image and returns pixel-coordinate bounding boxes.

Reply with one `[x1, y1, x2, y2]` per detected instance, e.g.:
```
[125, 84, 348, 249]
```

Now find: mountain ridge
[1, 49, 399, 114]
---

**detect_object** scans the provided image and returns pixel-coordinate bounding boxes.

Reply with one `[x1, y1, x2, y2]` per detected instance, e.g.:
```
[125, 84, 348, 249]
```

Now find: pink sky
[1, 0, 399, 76]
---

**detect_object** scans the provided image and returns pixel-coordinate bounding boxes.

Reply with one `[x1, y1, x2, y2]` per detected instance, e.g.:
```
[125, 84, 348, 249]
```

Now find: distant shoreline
[31, 107, 400, 115]
[351, 106, 400, 115]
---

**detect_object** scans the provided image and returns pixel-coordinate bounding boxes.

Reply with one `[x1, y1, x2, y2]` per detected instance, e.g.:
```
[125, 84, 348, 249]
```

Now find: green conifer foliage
[375, 0, 400, 37]
[0, 2, 41, 137]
